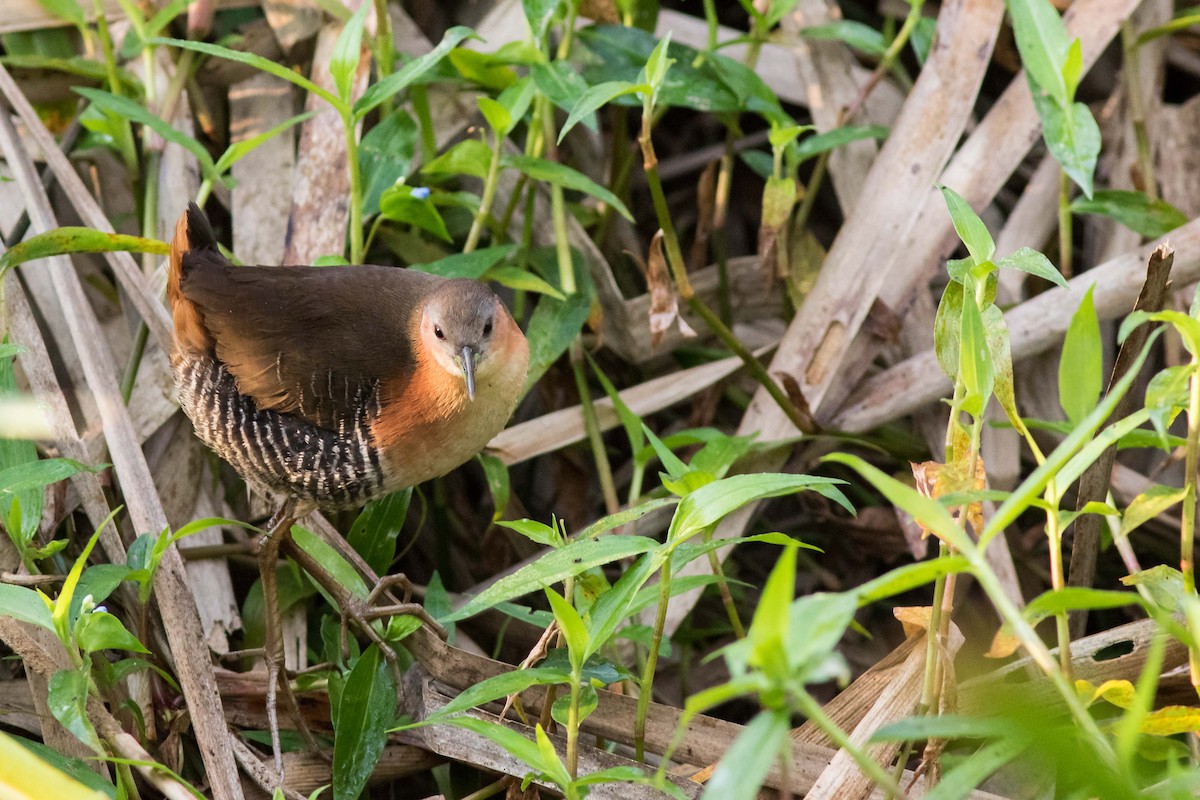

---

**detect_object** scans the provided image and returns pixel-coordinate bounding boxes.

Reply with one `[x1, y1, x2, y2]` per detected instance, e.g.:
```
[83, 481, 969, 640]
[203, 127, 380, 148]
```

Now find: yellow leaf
[893, 606, 933, 639]
[0, 731, 109, 800]
[1090, 679, 1136, 710]
[1140, 705, 1200, 736]
[984, 625, 1020, 659]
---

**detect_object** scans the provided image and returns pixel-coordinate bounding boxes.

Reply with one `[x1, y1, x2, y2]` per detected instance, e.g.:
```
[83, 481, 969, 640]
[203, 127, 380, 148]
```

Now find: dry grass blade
[0, 83, 244, 800]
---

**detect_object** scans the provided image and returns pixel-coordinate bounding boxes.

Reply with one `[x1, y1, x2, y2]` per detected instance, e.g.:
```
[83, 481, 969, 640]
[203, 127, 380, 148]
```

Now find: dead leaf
[909, 453, 987, 540]
[894, 606, 933, 639]
[644, 230, 696, 347]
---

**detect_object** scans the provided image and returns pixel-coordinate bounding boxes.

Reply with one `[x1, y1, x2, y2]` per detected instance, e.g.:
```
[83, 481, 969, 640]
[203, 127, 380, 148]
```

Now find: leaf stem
[1058, 168, 1073, 278]
[1184, 363, 1200, 689]
[635, 558, 672, 761]
[343, 109, 365, 262]
[465, 130, 503, 254]
[794, 689, 904, 797]
[570, 340, 619, 515]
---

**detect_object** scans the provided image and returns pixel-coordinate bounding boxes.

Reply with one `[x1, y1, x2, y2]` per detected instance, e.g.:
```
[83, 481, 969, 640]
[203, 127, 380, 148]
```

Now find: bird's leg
[256, 500, 322, 779]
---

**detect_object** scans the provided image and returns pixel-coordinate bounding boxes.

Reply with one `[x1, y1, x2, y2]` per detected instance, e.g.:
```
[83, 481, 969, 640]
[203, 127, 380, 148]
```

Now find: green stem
[1058, 168, 1072, 278]
[372, 0, 395, 114]
[93, 0, 138, 179]
[635, 558, 672, 761]
[794, 690, 903, 797]
[464, 131, 503, 254]
[121, 323, 150, 405]
[792, 150, 829, 237]
[570, 340, 619, 514]
[843, 0, 924, 121]
[410, 85, 437, 165]
[1184, 365, 1200, 690]
[566, 666, 582, 778]
[344, 110, 364, 262]
[704, 528, 745, 639]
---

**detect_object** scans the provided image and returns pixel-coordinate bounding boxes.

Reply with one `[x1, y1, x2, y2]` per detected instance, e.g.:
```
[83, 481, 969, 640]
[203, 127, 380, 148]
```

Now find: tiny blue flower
[411, 186, 431, 200]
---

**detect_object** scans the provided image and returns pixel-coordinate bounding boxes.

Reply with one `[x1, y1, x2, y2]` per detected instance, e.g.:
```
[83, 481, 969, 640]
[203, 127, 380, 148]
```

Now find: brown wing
[172, 206, 441, 430]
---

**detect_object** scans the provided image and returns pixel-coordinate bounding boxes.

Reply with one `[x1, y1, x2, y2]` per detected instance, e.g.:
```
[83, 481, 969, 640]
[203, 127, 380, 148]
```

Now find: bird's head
[417, 279, 512, 400]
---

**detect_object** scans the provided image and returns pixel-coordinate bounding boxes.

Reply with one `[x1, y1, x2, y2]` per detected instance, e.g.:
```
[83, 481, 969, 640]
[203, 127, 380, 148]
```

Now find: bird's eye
[433, 325, 445, 340]
[483, 319, 493, 337]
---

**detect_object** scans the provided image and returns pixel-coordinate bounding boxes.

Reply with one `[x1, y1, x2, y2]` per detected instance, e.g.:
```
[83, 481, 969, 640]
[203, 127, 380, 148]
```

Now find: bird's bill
[460, 345, 477, 400]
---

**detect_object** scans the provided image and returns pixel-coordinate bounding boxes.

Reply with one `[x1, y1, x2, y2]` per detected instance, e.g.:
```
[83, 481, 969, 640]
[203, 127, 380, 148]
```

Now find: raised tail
[168, 202, 224, 353]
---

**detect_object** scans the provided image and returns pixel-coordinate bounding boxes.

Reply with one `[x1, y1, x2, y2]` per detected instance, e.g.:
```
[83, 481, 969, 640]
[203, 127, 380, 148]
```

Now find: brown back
[168, 204, 440, 430]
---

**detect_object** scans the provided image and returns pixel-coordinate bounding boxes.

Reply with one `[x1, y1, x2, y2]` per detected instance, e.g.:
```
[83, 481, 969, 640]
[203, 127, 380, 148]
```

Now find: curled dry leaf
[644, 230, 696, 347]
[893, 605, 934, 639]
[910, 454, 987, 540]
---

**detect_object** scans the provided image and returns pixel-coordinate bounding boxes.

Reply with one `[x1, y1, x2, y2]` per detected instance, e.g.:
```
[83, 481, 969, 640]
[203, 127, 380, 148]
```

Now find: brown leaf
[909, 453, 987, 541]
[894, 606, 933, 639]
[644, 230, 696, 347]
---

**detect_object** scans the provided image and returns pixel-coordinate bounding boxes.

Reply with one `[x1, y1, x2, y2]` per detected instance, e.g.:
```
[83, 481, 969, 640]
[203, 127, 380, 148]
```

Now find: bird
[167, 202, 529, 511]
[166, 201, 529, 775]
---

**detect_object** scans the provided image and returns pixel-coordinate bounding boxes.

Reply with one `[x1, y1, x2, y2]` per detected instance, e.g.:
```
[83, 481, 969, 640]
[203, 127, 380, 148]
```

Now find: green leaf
[984, 331, 1159, 542]
[406, 666, 570, 726]
[48, 669, 101, 752]
[576, 498, 677, 541]
[496, 518, 563, 548]
[530, 62, 592, 113]
[2, 732, 117, 798]
[434, 717, 569, 787]
[746, 546, 796, 678]
[359, 110, 417, 218]
[34, 0, 85, 28]
[345, 490, 411, 577]
[983, 305, 1026, 437]
[958, 291, 994, 418]
[643, 31, 675, 97]
[1036, 93, 1100, 198]
[52, 507, 120, 644]
[669, 473, 851, 544]
[291, 525, 370, 600]
[482, 266, 566, 300]
[0, 583, 55, 631]
[354, 27, 476, 120]
[503, 155, 633, 221]
[1121, 485, 1188, 539]
[699, 711, 789, 800]
[0, 228, 168, 272]
[558, 80, 643, 142]
[410, 244, 515, 278]
[75, 87, 220, 183]
[69, 564, 132, 628]
[1122, 564, 1188, 614]
[332, 644, 396, 800]
[1023, 587, 1140, 620]
[477, 452, 510, 521]
[1007, 0, 1072, 105]
[995, 246, 1067, 287]
[443, 536, 660, 622]
[74, 611, 148, 655]
[422, 137, 492, 179]
[794, 124, 888, 164]
[940, 185, 995, 266]
[799, 21, 887, 56]
[1054, 409, 1150, 495]
[856, 557, 972, 605]
[934, 280, 964, 380]
[379, 184, 452, 242]
[151, 37, 340, 109]
[522, 0, 563, 42]
[545, 588, 588, 672]
[214, 110, 317, 177]
[477, 96, 511, 136]
[329, 2, 369, 103]
[1070, 190, 1188, 239]
[784, 591, 858, 676]
[1059, 285, 1101, 425]
[922, 739, 1028, 800]
[524, 248, 592, 387]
